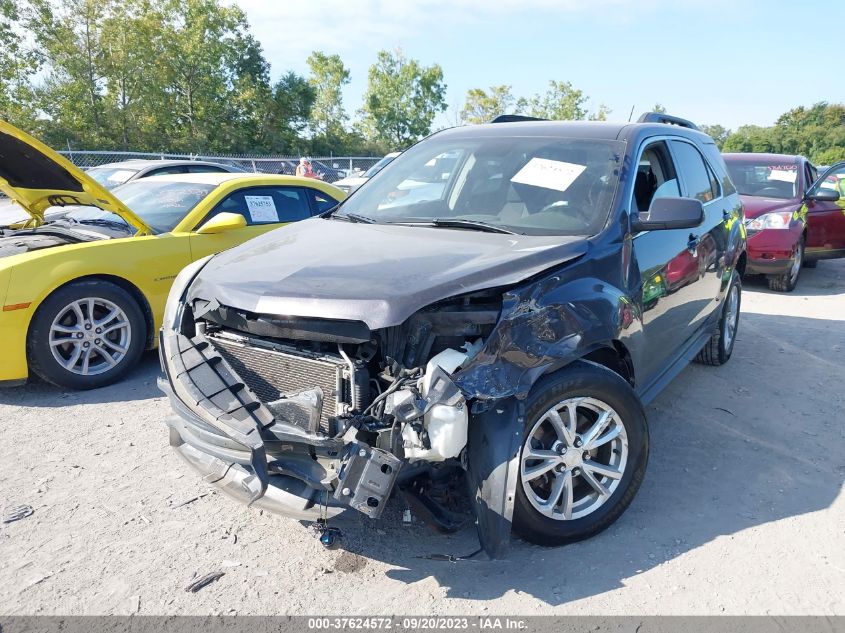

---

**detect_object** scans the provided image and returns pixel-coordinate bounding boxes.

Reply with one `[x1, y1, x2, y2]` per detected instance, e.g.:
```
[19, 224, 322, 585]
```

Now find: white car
[332, 152, 401, 193]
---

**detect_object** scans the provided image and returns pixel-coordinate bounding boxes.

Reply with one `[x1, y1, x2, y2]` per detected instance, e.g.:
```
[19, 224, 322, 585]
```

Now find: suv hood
[0, 121, 152, 234]
[188, 218, 588, 329]
[739, 194, 801, 219]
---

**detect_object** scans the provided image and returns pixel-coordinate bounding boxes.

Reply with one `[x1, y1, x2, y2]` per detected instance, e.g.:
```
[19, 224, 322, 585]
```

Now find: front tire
[766, 237, 803, 292]
[27, 280, 146, 390]
[513, 361, 649, 546]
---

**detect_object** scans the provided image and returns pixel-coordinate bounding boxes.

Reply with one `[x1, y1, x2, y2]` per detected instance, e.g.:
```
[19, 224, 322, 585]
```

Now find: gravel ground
[1, 260, 843, 616]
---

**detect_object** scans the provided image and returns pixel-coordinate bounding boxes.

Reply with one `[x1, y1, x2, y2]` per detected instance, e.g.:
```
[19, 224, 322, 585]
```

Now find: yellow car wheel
[26, 280, 147, 390]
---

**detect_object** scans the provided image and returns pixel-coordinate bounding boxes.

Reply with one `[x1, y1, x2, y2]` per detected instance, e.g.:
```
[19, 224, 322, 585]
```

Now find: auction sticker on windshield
[511, 158, 586, 192]
[245, 195, 279, 222]
[768, 168, 798, 183]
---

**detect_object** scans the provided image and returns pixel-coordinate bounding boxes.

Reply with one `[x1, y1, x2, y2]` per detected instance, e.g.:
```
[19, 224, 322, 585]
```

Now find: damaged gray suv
[159, 113, 746, 558]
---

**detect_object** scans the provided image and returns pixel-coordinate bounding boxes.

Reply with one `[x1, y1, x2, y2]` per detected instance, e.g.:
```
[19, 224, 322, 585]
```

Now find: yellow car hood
[0, 120, 153, 234]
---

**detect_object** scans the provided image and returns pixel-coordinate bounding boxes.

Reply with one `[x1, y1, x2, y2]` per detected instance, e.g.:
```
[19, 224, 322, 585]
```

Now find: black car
[158, 112, 746, 558]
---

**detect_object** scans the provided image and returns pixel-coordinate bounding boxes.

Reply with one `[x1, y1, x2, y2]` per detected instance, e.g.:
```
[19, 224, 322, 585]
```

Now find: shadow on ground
[311, 309, 845, 603]
[0, 351, 162, 407]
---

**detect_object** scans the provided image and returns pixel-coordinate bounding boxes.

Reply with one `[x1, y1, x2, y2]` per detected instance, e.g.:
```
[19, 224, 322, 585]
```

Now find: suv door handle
[687, 234, 700, 251]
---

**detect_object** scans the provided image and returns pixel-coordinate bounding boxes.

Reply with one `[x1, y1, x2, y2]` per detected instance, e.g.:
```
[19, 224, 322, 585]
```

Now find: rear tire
[696, 269, 741, 366]
[27, 280, 146, 390]
[513, 361, 649, 546]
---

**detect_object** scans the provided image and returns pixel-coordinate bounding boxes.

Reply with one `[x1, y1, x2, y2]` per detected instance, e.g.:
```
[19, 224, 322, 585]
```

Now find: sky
[233, 0, 845, 132]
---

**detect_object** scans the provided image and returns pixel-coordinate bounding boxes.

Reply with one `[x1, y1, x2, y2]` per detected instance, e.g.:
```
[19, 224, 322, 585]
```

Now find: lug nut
[342, 487, 351, 496]
[85, 323, 92, 330]
[574, 438, 583, 448]
[556, 464, 566, 473]
[95, 339, 101, 345]
[358, 449, 367, 457]
[572, 467, 580, 475]
[76, 333, 84, 339]
[82, 342, 90, 348]
[583, 452, 590, 460]
[558, 446, 567, 455]
[95, 327, 102, 334]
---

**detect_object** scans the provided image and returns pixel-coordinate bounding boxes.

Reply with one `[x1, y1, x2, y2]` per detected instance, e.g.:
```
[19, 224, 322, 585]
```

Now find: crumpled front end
[159, 263, 509, 544]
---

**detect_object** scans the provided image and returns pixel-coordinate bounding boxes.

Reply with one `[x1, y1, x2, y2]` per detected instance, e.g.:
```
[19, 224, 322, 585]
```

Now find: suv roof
[441, 116, 714, 147]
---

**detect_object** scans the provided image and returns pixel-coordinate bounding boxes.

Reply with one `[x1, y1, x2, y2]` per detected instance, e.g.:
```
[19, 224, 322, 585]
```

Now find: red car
[724, 153, 845, 291]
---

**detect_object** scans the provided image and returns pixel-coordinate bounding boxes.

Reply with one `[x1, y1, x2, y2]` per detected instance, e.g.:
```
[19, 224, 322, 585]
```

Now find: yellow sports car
[0, 121, 345, 389]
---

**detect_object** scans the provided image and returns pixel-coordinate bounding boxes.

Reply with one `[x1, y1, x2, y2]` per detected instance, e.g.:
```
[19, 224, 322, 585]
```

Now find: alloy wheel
[48, 297, 132, 376]
[723, 284, 739, 350]
[520, 397, 628, 521]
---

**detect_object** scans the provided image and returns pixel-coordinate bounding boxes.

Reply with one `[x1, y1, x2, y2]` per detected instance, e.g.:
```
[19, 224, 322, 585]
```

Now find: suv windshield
[63, 180, 215, 233]
[337, 135, 625, 236]
[724, 160, 799, 199]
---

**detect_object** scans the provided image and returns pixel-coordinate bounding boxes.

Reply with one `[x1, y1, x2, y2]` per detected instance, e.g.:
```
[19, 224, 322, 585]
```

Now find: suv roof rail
[489, 114, 548, 124]
[637, 112, 699, 131]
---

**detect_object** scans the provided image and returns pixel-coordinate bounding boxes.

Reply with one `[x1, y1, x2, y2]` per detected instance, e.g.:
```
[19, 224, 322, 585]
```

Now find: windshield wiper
[334, 212, 376, 224]
[429, 218, 520, 235]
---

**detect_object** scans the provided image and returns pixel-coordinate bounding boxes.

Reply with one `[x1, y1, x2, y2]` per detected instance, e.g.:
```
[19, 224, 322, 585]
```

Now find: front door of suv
[805, 162, 845, 260]
[630, 139, 726, 385]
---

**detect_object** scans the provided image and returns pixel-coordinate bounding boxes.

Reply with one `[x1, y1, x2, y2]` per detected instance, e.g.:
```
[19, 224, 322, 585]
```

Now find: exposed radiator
[207, 331, 350, 433]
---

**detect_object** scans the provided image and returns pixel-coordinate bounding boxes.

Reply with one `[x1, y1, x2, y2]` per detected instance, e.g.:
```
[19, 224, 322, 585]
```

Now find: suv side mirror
[631, 197, 705, 232]
[806, 188, 840, 202]
[196, 212, 247, 235]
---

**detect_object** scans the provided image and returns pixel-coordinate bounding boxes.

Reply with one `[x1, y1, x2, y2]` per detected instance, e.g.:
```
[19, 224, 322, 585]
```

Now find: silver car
[84, 159, 245, 189]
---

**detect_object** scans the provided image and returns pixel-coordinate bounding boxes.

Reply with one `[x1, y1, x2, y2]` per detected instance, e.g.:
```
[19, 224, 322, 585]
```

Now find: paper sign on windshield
[245, 195, 278, 222]
[768, 169, 798, 183]
[511, 158, 587, 193]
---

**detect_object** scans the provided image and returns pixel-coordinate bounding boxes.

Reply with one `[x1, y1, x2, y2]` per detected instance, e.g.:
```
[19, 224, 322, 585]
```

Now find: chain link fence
[57, 150, 384, 183]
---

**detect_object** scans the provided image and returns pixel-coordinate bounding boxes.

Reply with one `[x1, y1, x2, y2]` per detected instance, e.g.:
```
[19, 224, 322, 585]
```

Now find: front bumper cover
[159, 328, 347, 519]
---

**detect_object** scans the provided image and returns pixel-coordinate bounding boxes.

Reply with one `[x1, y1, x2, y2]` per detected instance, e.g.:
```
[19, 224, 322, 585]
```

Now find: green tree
[360, 48, 447, 148]
[261, 71, 315, 153]
[100, 0, 163, 148]
[26, 0, 113, 146]
[700, 124, 731, 149]
[0, 0, 40, 128]
[722, 125, 778, 153]
[652, 103, 667, 114]
[306, 51, 350, 137]
[156, 0, 264, 152]
[528, 80, 588, 120]
[460, 85, 523, 124]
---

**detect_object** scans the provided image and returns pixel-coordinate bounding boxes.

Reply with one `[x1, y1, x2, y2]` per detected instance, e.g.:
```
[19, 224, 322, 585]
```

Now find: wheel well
[582, 342, 635, 387]
[736, 251, 747, 277]
[30, 275, 155, 350]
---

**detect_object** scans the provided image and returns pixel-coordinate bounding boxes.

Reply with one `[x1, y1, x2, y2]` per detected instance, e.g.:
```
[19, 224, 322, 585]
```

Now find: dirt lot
[1, 261, 843, 616]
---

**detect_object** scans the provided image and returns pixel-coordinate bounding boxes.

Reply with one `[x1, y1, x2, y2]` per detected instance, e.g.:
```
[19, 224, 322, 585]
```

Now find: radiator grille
[207, 333, 345, 432]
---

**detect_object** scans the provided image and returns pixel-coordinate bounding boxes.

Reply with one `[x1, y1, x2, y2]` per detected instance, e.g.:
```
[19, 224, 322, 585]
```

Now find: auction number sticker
[511, 157, 586, 192]
[245, 195, 279, 222]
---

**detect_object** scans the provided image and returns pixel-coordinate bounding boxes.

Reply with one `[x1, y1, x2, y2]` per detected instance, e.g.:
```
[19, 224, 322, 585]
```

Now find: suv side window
[186, 165, 227, 174]
[669, 140, 717, 203]
[146, 165, 187, 177]
[200, 186, 311, 227]
[633, 141, 680, 213]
